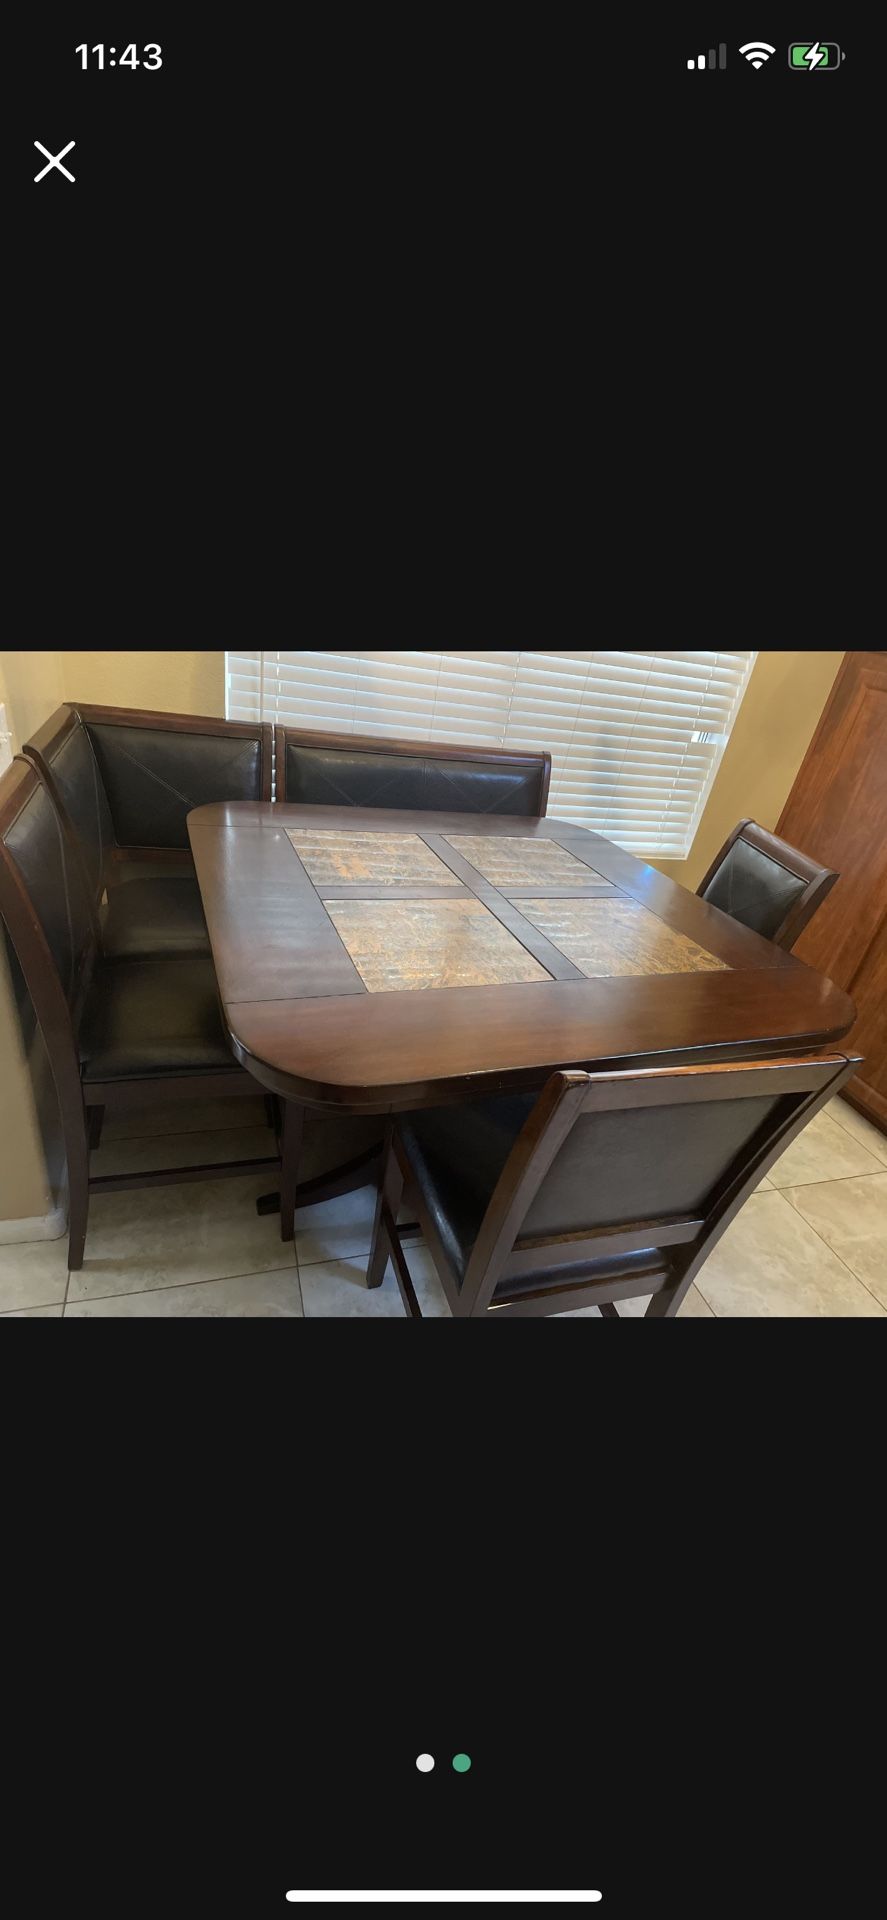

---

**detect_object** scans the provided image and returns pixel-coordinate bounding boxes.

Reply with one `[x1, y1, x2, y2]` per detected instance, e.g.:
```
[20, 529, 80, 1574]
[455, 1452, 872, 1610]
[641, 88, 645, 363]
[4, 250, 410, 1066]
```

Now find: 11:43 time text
[75, 45, 162, 69]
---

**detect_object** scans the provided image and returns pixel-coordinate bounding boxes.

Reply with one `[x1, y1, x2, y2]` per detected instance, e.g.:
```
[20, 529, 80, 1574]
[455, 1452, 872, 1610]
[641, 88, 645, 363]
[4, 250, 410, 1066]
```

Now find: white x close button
[35, 141, 76, 183]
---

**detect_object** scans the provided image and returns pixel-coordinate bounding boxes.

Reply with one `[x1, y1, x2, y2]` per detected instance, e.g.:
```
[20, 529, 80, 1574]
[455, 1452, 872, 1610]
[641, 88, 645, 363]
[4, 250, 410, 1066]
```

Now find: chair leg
[599, 1302, 620, 1319]
[367, 1132, 404, 1290]
[278, 1102, 304, 1244]
[67, 1125, 91, 1273]
[645, 1289, 680, 1318]
[645, 1262, 694, 1318]
[387, 1224, 422, 1318]
[88, 1105, 105, 1151]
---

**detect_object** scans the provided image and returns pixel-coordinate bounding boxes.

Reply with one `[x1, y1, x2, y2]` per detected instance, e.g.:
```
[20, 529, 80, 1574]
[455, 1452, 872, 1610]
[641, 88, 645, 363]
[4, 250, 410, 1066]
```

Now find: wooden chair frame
[22, 709, 380, 1232]
[25, 703, 273, 872]
[697, 819, 839, 953]
[274, 725, 552, 814]
[367, 1053, 860, 1318]
[0, 758, 292, 1272]
[20, 704, 108, 943]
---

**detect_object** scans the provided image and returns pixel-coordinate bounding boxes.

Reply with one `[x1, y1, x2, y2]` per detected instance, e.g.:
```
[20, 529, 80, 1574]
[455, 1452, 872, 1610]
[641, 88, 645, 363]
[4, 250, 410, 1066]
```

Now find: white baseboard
[0, 1203, 68, 1245]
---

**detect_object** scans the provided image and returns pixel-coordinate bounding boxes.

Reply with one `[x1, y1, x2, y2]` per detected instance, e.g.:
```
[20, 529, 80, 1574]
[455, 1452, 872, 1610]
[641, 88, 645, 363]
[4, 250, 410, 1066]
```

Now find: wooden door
[839, 916, 885, 1125]
[778, 652, 887, 1126]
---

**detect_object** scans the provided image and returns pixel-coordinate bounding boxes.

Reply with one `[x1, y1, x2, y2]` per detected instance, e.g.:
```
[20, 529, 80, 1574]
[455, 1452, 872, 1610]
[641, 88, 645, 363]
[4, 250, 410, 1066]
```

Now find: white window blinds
[226, 650, 756, 859]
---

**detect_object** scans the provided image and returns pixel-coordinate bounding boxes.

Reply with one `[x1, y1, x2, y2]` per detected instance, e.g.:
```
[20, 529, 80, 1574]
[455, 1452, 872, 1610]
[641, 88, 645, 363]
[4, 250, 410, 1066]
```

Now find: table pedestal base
[257, 1142, 384, 1240]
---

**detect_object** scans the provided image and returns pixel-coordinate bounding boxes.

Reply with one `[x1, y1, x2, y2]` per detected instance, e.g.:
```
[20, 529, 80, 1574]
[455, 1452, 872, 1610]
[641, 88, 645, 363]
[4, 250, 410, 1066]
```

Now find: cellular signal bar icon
[687, 45, 727, 69]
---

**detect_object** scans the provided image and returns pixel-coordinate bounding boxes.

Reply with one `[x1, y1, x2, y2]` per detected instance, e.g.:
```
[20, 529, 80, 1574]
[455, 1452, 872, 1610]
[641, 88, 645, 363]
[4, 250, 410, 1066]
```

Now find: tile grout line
[781, 1189, 887, 1314]
[1, 1302, 65, 1318]
[693, 1276, 718, 1316]
[295, 1242, 374, 1269]
[824, 1108, 887, 1168]
[293, 1246, 305, 1317]
[63, 1258, 300, 1311]
[692, 1183, 887, 1318]
[791, 1218, 886, 1314]
[772, 1168, 886, 1191]
[7, 1218, 370, 1318]
[62, 1112, 274, 1310]
[15, 1110, 885, 1317]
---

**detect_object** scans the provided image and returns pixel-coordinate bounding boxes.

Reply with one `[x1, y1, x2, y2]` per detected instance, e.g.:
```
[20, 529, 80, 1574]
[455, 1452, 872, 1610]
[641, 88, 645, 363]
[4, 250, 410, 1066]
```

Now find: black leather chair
[696, 820, 839, 952]
[366, 1053, 859, 1317]
[24, 704, 272, 961]
[276, 726, 552, 816]
[0, 757, 292, 1271]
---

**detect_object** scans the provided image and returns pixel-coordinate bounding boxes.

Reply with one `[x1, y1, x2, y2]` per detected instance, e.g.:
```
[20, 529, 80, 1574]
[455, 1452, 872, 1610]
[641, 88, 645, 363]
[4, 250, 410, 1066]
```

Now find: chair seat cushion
[101, 877, 210, 959]
[398, 1094, 534, 1282]
[79, 956, 236, 1081]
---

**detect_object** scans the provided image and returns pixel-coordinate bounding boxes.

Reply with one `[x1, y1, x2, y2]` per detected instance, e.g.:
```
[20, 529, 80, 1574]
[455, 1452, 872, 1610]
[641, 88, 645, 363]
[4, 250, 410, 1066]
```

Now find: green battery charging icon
[788, 41, 843, 69]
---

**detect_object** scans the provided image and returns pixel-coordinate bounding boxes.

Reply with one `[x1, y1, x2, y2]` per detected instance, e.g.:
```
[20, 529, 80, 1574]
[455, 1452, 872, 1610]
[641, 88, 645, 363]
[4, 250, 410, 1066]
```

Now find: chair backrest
[697, 820, 839, 951]
[460, 1052, 858, 1315]
[74, 704, 273, 850]
[276, 726, 552, 817]
[0, 758, 96, 1028]
[23, 704, 114, 913]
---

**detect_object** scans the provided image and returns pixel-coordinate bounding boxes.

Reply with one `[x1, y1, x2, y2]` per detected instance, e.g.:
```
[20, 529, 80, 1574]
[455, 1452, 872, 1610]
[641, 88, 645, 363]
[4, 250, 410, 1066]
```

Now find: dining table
[187, 802, 856, 1229]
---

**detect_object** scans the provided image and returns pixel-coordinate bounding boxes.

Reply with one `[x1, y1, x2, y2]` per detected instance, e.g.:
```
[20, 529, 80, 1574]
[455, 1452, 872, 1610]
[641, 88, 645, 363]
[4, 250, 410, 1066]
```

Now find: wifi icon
[739, 41, 776, 68]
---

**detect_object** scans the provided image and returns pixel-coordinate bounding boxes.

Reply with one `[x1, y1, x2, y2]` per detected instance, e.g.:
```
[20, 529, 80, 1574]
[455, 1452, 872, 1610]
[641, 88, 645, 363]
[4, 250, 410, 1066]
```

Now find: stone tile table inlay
[287, 829, 455, 887]
[189, 800, 857, 1113]
[323, 897, 552, 992]
[518, 897, 729, 978]
[443, 835, 604, 887]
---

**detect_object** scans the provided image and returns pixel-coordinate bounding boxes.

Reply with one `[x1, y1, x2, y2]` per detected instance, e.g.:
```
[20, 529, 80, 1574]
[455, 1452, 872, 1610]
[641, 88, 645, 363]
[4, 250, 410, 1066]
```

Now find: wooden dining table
[188, 804, 856, 1160]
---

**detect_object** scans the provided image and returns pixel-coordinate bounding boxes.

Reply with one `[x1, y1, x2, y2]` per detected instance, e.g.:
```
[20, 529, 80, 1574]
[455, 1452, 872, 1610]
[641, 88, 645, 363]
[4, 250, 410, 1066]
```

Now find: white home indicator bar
[285, 1896, 603, 1905]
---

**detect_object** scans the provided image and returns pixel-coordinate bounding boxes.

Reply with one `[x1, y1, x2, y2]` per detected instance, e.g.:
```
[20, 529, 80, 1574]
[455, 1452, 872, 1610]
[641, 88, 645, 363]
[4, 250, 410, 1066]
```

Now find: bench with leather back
[20, 706, 554, 1235]
[0, 755, 281, 1269]
[24, 704, 272, 962]
[275, 726, 552, 816]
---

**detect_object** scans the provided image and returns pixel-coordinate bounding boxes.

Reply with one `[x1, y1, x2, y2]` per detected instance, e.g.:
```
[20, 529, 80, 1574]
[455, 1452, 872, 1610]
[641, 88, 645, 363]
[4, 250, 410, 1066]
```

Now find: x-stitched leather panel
[286, 746, 544, 816]
[87, 726, 264, 847]
[50, 722, 115, 906]
[704, 839, 806, 939]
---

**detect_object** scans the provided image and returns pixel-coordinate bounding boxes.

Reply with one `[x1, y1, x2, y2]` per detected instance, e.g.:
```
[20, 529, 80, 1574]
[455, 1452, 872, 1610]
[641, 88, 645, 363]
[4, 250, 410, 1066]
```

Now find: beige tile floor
[1, 1094, 885, 1318]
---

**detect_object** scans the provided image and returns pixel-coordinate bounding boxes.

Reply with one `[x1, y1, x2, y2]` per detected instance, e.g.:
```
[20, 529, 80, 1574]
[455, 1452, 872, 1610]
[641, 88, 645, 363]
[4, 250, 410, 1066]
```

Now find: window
[226, 650, 756, 859]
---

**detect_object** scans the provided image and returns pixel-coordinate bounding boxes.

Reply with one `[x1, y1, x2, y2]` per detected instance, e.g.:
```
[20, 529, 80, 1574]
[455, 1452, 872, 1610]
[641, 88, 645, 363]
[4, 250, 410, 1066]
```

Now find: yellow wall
[60, 650, 225, 717]
[654, 651, 846, 888]
[0, 939, 59, 1227]
[0, 652, 65, 751]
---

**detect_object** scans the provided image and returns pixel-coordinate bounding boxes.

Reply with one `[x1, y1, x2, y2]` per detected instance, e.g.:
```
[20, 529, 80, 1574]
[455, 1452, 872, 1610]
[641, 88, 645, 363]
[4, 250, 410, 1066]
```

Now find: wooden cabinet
[777, 651, 887, 1130]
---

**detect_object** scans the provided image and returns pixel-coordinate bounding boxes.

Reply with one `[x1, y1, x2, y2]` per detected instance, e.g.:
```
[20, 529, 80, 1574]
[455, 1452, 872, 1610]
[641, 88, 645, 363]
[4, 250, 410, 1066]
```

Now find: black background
[5, 1340, 880, 1920]
[7, 15, 870, 630]
[4, 20, 879, 1918]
